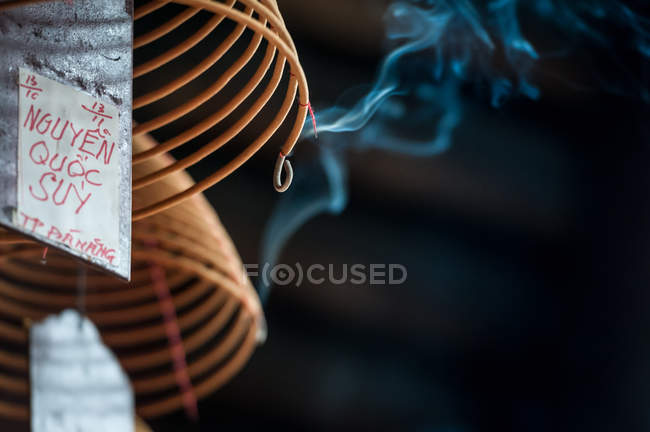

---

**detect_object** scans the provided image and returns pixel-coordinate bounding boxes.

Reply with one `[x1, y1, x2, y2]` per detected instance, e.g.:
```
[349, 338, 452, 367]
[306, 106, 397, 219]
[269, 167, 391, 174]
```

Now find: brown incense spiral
[132, 0, 309, 219]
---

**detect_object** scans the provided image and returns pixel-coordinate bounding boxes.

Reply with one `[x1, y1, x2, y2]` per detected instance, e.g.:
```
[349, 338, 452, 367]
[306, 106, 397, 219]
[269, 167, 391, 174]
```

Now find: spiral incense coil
[131, 0, 309, 219]
[0, 0, 310, 223]
[0, 133, 265, 421]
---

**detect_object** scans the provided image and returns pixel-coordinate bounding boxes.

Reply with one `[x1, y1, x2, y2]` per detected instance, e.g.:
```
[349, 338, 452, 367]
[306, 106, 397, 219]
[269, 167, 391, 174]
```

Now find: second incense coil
[0, 133, 264, 421]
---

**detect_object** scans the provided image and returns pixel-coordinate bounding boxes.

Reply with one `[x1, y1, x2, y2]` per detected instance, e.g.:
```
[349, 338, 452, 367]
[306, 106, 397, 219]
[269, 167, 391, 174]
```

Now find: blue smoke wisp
[257, 0, 649, 301]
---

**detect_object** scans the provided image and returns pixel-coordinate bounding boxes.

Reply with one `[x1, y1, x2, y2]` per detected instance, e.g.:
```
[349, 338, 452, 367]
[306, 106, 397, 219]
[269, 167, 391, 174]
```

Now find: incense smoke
[258, 0, 649, 301]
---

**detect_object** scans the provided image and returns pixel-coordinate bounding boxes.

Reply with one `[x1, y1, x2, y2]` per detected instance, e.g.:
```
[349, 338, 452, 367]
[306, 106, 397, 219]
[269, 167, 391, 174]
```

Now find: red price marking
[20, 74, 43, 100]
[81, 102, 113, 121]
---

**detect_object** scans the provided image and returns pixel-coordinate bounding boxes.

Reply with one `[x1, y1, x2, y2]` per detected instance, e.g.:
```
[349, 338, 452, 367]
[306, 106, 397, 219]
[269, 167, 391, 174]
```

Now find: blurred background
[134, 1, 650, 431]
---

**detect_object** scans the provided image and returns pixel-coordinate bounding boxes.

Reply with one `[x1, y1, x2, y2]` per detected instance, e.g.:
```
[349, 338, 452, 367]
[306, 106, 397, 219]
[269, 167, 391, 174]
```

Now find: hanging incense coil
[0, 0, 310, 224]
[131, 0, 309, 220]
[0, 133, 265, 421]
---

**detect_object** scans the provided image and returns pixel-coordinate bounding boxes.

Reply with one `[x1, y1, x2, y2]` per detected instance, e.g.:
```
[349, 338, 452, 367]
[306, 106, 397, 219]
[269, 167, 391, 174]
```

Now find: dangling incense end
[76, 266, 87, 323]
[40, 247, 48, 264]
[274, 152, 294, 193]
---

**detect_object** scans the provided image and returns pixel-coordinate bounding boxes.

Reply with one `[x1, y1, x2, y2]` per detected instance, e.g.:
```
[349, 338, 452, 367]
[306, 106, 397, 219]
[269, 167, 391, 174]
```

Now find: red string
[290, 72, 318, 138]
[300, 101, 318, 138]
[40, 247, 48, 263]
[147, 240, 199, 421]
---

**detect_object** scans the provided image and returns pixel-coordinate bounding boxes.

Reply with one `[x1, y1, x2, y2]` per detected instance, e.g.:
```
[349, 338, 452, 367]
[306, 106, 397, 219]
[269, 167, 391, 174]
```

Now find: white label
[17, 69, 121, 266]
[31, 310, 135, 432]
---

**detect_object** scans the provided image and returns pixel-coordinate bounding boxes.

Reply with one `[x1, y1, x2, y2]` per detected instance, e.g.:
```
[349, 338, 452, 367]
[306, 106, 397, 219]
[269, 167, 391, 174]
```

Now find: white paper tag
[31, 310, 135, 432]
[17, 69, 121, 267]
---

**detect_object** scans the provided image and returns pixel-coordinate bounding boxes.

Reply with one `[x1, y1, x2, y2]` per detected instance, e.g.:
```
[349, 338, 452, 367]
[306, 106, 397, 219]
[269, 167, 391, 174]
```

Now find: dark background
[140, 1, 650, 431]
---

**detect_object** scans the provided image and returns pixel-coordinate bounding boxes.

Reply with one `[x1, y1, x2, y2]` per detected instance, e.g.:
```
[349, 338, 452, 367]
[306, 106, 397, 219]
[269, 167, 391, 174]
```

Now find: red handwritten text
[19, 212, 116, 265]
